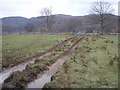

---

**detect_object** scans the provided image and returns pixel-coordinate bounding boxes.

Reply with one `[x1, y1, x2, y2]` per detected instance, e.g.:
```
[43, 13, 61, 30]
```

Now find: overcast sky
[0, 0, 119, 18]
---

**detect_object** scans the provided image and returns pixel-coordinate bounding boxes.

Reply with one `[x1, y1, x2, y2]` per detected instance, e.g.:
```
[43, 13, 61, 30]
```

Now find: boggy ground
[44, 34, 119, 88]
[0, 34, 77, 86]
[2, 35, 83, 88]
[2, 34, 73, 69]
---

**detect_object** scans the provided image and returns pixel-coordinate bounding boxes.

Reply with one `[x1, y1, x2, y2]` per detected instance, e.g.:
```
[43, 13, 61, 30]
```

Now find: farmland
[2, 34, 82, 88]
[44, 34, 119, 88]
[1, 0, 119, 89]
[2, 34, 72, 69]
[1, 34, 119, 88]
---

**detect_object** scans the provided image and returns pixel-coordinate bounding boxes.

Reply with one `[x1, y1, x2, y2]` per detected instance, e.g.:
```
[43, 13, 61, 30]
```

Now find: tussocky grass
[44, 34, 118, 88]
[2, 34, 73, 68]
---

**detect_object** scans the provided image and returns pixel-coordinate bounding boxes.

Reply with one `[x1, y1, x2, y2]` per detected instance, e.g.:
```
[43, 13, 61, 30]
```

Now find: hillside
[1, 14, 118, 34]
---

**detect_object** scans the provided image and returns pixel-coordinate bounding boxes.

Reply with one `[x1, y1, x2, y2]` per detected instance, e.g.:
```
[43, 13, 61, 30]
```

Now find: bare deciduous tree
[40, 7, 54, 33]
[90, 1, 114, 34]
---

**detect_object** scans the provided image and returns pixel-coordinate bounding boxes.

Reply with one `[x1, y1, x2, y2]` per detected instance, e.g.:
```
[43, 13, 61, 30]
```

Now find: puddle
[0, 52, 51, 85]
[0, 36, 82, 88]
[26, 37, 83, 89]
[27, 75, 51, 88]
[0, 59, 35, 85]
[0, 37, 73, 86]
[26, 56, 67, 88]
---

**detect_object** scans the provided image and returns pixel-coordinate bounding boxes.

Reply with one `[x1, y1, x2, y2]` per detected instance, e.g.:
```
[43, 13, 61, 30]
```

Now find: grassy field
[44, 34, 118, 88]
[2, 35, 80, 88]
[2, 34, 72, 68]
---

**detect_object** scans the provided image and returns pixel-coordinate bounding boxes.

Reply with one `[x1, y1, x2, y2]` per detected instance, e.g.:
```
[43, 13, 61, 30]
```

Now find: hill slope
[1, 14, 118, 34]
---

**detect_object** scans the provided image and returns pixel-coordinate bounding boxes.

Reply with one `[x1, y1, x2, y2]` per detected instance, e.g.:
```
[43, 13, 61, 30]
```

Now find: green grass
[44, 34, 118, 88]
[2, 35, 79, 88]
[2, 34, 72, 68]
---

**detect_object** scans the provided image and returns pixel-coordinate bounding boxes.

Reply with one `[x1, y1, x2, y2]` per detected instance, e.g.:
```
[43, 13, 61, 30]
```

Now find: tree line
[25, 0, 117, 34]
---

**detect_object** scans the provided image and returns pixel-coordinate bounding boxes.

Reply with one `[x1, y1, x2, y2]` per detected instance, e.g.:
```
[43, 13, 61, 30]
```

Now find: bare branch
[40, 7, 54, 33]
[90, 0, 114, 34]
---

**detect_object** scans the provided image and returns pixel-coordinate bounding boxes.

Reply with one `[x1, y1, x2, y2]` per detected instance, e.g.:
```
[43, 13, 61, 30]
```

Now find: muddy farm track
[0, 35, 78, 87]
[2, 35, 84, 88]
[2, 35, 77, 71]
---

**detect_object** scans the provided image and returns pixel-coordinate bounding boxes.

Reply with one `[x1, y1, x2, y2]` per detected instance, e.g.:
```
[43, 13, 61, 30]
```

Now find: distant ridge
[2, 14, 118, 34]
[54, 14, 72, 16]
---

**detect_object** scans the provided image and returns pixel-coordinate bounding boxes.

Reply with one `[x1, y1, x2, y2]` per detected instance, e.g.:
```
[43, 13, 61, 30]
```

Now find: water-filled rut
[26, 36, 84, 88]
[0, 36, 76, 87]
